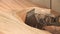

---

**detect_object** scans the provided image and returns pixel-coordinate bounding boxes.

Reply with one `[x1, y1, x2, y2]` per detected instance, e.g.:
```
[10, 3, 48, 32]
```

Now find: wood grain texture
[0, 0, 52, 34]
[0, 8, 52, 34]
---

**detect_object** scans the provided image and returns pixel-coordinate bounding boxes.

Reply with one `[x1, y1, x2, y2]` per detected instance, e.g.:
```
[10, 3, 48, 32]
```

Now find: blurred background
[29, 0, 60, 12]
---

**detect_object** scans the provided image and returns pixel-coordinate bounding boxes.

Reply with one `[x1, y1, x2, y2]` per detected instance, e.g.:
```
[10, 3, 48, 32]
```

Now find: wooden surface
[0, 0, 52, 34]
[0, 0, 60, 34]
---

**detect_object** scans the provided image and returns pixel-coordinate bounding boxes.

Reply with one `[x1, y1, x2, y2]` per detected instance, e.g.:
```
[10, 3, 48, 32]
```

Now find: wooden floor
[0, 0, 52, 34]
[0, 0, 59, 34]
